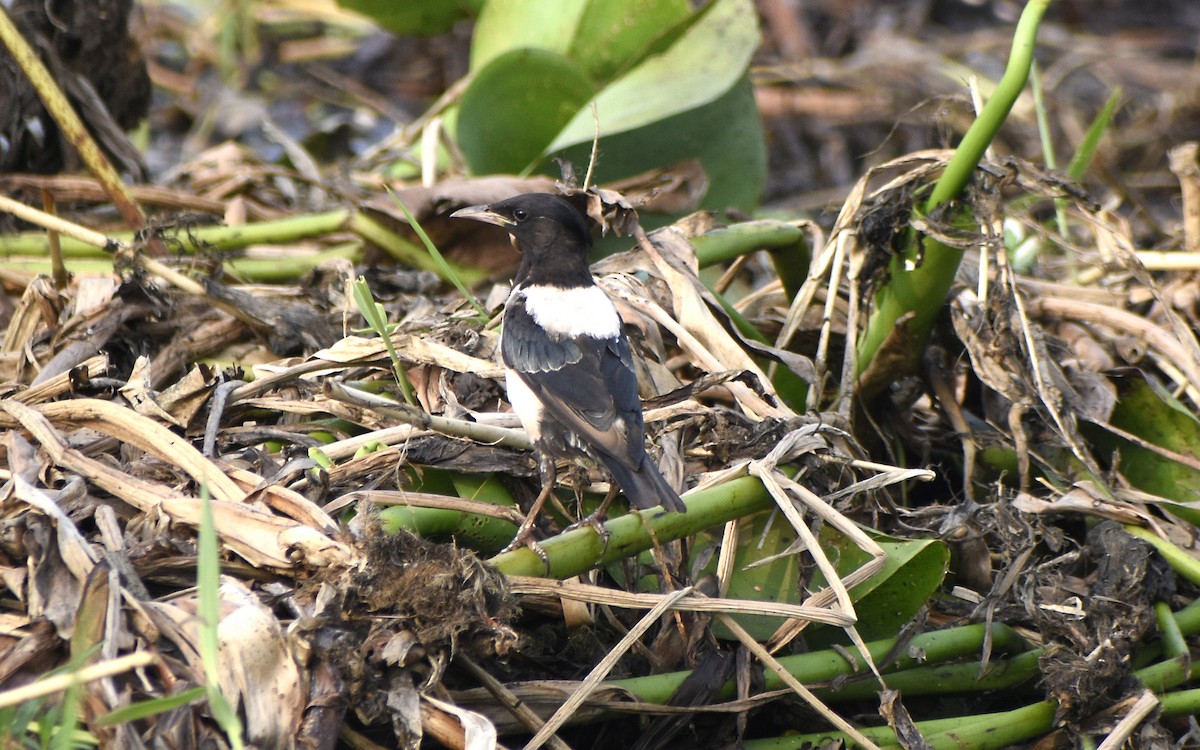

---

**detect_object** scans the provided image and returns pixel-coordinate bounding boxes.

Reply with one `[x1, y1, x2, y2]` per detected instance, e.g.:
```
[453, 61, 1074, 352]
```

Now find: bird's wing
[502, 302, 645, 470]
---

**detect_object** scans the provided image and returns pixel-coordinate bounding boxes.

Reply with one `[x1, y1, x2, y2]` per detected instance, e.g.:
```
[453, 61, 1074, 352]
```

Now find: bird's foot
[564, 511, 611, 553]
[501, 514, 551, 573]
[564, 488, 616, 553]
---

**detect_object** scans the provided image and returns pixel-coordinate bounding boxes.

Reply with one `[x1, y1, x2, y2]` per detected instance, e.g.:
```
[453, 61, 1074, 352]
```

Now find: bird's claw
[565, 512, 611, 554]
[501, 525, 551, 574]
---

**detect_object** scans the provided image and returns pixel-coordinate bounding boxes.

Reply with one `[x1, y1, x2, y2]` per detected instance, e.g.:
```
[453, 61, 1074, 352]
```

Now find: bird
[451, 193, 686, 553]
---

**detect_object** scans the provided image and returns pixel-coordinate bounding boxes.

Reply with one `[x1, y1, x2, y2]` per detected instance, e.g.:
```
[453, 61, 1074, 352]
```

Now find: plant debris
[1, 2, 1199, 749]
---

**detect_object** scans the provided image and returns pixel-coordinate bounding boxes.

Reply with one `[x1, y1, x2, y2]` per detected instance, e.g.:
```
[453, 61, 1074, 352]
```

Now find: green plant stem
[741, 700, 1057, 750]
[0, 210, 353, 257]
[923, 4, 1050, 212]
[377, 474, 523, 554]
[1157, 601, 1188, 659]
[747, 687, 1200, 750]
[613, 599, 1200, 748]
[610, 621, 1028, 704]
[812, 648, 1042, 702]
[488, 473, 777, 578]
[1124, 524, 1200, 585]
[692, 220, 807, 269]
[0, 208, 489, 287]
[225, 244, 362, 281]
[1161, 688, 1200, 719]
[855, 0, 1051, 379]
[1030, 62, 1071, 245]
[1134, 654, 1193, 694]
[0, 244, 363, 282]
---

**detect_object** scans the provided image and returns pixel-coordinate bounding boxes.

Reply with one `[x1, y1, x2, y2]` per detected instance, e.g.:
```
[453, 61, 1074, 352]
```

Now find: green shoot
[1067, 88, 1122, 181]
[351, 277, 417, 406]
[95, 687, 207, 727]
[197, 485, 246, 750]
[387, 188, 490, 320]
[856, 0, 1051, 382]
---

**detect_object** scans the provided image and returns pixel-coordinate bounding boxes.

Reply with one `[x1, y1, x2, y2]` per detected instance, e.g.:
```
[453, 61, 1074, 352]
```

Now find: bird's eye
[512, 208, 529, 222]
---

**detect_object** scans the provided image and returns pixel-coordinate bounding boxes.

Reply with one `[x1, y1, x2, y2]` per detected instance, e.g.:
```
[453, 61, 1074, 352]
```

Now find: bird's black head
[451, 193, 592, 286]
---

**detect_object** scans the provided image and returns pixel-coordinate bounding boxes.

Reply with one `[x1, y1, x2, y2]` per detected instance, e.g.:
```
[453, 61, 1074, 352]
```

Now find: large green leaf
[566, 0, 693, 83]
[471, 0, 692, 82]
[453, 0, 765, 211]
[470, 0, 587, 71]
[803, 530, 949, 649]
[338, 0, 481, 35]
[553, 74, 766, 212]
[544, 0, 759, 151]
[696, 512, 948, 642]
[456, 48, 596, 175]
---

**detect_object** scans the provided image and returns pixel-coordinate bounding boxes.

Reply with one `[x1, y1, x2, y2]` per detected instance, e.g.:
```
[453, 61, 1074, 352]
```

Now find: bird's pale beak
[450, 204, 514, 227]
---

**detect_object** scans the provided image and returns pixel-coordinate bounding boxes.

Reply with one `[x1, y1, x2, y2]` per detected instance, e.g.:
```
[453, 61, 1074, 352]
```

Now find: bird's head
[451, 193, 593, 284]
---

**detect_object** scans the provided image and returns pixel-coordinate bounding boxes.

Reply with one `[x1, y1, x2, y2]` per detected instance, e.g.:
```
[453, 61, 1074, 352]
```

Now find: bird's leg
[566, 484, 617, 553]
[501, 454, 555, 570]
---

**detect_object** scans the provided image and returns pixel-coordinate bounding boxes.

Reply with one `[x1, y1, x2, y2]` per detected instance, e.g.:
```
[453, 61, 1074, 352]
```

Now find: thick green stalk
[691, 220, 808, 269]
[610, 621, 1028, 704]
[377, 474, 523, 553]
[489, 474, 775, 578]
[811, 648, 1041, 702]
[0, 210, 353, 256]
[855, 0, 1051, 380]
[740, 701, 1057, 750]
[0, 207, 491, 287]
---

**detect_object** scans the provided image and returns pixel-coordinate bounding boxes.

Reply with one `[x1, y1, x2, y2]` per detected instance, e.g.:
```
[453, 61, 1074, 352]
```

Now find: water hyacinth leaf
[457, 48, 595, 176]
[803, 531, 949, 648]
[554, 74, 766, 211]
[544, 0, 759, 152]
[565, 0, 692, 83]
[456, 0, 764, 210]
[697, 514, 947, 642]
[699, 509, 802, 641]
[469, 0, 588, 72]
[470, 0, 690, 82]
[337, 0, 481, 36]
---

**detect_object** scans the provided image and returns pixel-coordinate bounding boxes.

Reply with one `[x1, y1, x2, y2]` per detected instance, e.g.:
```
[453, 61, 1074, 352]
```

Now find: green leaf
[457, 48, 595, 175]
[553, 74, 765, 211]
[453, 0, 764, 210]
[700, 510, 801, 641]
[338, 0, 481, 36]
[95, 687, 207, 727]
[1067, 87, 1122, 181]
[470, 0, 588, 72]
[803, 532, 949, 648]
[566, 0, 692, 82]
[697, 513, 948, 642]
[1084, 373, 1200, 510]
[197, 486, 246, 749]
[472, 0, 691, 83]
[544, 0, 759, 152]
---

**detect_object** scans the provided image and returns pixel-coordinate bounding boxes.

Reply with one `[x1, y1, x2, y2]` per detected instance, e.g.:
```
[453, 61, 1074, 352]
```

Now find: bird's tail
[605, 454, 686, 514]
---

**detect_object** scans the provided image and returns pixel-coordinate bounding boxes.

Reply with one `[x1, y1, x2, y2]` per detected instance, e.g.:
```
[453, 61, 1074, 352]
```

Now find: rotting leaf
[1083, 371, 1200, 508]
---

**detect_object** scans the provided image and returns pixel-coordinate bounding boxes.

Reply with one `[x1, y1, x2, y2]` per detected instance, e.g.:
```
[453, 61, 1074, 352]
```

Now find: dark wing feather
[502, 300, 644, 470]
[501, 301, 585, 374]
